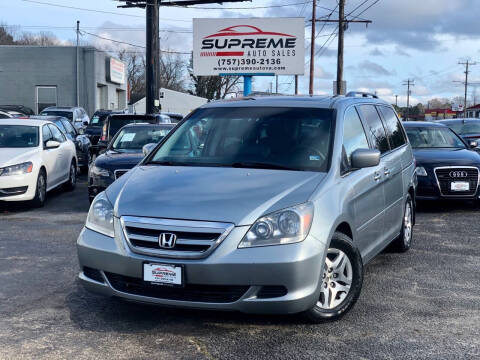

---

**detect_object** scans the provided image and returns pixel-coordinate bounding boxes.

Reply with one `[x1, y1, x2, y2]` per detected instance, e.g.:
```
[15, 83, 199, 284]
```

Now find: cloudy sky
[2, 0, 480, 106]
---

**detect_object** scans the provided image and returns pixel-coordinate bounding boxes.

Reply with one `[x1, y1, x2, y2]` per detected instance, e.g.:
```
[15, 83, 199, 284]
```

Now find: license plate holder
[143, 263, 184, 287]
[450, 181, 470, 192]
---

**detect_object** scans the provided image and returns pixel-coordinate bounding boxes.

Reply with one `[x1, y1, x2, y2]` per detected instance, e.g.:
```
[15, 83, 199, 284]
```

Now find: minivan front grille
[434, 167, 479, 196]
[121, 216, 234, 259]
[105, 272, 248, 303]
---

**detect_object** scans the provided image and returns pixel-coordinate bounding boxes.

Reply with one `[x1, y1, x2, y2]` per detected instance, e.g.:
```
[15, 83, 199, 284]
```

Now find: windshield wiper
[230, 162, 302, 171]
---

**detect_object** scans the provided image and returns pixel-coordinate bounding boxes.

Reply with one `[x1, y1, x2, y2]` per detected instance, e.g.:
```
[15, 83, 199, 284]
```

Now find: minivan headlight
[239, 203, 314, 248]
[85, 192, 114, 237]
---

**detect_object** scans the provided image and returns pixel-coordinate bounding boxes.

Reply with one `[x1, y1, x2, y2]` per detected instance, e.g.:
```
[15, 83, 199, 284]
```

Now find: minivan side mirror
[351, 149, 381, 169]
[143, 143, 157, 157]
[45, 140, 61, 149]
[468, 140, 478, 149]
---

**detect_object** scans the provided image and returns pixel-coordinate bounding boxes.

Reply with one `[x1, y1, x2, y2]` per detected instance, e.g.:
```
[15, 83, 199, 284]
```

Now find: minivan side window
[357, 105, 390, 154]
[378, 106, 406, 149]
[342, 107, 369, 169]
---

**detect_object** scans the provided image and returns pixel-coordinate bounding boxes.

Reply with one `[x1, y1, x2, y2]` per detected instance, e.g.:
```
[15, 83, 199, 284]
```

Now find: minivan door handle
[373, 172, 381, 181]
[384, 168, 390, 176]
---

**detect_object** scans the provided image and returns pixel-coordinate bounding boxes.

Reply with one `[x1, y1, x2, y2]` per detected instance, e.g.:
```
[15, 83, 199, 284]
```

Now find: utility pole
[313, 1, 372, 96]
[402, 79, 415, 121]
[295, 75, 299, 95]
[336, 0, 345, 96]
[395, 94, 398, 107]
[145, 0, 159, 114]
[275, 75, 279, 94]
[458, 60, 477, 118]
[309, 0, 316, 95]
[76, 20, 80, 107]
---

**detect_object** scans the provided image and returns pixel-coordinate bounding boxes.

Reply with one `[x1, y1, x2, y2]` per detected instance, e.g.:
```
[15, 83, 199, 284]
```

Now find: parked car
[85, 110, 123, 154]
[88, 123, 175, 202]
[161, 112, 183, 123]
[0, 105, 35, 116]
[0, 110, 12, 119]
[97, 114, 164, 151]
[438, 118, 480, 149]
[30, 116, 92, 172]
[77, 93, 416, 322]
[40, 106, 90, 130]
[0, 118, 77, 207]
[404, 121, 480, 201]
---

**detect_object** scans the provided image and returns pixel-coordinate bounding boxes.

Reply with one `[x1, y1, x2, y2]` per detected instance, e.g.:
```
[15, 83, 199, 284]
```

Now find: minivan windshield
[406, 127, 466, 149]
[148, 107, 334, 172]
[0, 125, 39, 148]
[112, 126, 171, 152]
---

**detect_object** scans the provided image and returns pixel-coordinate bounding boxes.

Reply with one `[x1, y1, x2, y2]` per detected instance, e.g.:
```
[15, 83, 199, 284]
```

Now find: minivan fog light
[85, 191, 114, 237]
[239, 203, 314, 248]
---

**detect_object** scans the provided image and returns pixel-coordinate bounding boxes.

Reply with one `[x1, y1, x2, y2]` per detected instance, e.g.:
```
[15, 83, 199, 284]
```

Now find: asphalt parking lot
[0, 176, 479, 360]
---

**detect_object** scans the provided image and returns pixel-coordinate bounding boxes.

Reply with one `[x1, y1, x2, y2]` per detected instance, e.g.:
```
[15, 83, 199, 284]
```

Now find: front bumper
[88, 173, 113, 199]
[0, 171, 37, 202]
[416, 175, 480, 200]
[77, 220, 326, 314]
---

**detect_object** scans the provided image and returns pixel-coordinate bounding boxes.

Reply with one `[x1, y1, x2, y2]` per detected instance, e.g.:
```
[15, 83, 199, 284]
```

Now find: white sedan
[0, 119, 78, 206]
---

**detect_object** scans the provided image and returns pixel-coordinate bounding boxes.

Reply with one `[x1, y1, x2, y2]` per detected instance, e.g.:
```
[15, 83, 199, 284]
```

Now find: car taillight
[101, 123, 107, 141]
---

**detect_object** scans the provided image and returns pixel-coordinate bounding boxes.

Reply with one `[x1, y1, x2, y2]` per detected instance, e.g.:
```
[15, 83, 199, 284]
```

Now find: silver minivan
[77, 93, 416, 322]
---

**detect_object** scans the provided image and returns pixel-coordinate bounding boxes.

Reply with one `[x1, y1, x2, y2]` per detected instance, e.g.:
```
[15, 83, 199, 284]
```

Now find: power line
[82, 30, 191, 54]
[2, 24, 192, 33]
[170, 1, 315, 10]
[20, 0, 191, 22]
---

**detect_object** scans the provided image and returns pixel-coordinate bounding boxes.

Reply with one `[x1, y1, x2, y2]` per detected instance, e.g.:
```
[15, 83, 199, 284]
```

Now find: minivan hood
[0, 148, 38, 168]
[95, 150, 144, 171]
[107, 165, 325, 226]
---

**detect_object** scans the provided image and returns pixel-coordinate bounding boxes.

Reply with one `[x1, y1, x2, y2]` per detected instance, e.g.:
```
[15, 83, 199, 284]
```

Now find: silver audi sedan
[77, 93, 416, 322]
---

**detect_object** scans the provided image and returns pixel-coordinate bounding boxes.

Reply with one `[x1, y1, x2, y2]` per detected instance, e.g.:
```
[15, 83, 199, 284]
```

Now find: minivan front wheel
[390, 194, 413, 252]
[303, 232, 363, 323]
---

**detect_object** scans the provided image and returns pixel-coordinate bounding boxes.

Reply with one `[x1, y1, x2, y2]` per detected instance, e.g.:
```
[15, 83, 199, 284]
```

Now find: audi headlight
[90, 165, 110, 177]
[0, 162, 33, 176]
[239, 203, 314, 248]
[416, 167, 427, 176]
[85, 192, 114, 237]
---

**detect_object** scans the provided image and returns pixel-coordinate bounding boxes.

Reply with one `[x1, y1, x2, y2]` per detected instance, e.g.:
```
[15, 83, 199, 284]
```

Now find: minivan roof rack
[346, 91, 378, 99]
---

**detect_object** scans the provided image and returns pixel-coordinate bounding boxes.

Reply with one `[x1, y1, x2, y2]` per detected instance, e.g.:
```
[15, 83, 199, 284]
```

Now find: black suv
[85, 110, 123, 154]
[97, 114, 163, 151]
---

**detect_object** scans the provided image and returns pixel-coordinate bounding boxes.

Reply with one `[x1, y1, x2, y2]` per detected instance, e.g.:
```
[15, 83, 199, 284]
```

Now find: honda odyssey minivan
[77, 93, 416, 322]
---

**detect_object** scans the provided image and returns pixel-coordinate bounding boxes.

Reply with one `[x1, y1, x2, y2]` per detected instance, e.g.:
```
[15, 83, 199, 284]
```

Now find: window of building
[36, 86, 57, 114]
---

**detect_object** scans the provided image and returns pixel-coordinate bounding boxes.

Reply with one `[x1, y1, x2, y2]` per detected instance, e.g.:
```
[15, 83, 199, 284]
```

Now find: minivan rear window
[148, 107, 334, 172]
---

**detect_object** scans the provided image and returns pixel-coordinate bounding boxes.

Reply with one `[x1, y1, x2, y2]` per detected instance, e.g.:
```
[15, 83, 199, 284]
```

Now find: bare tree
[159, 52, 187, 92]
[118, 50, 146, 104]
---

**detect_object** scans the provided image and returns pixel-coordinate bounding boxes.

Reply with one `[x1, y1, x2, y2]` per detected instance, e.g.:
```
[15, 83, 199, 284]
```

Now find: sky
[2, 0, 480, 106]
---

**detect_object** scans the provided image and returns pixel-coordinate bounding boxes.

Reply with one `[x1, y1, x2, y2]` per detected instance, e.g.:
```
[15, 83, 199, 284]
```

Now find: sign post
[193, 17, 305, 96]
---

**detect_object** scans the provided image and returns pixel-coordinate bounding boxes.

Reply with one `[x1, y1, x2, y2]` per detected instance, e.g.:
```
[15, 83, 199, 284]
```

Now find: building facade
[0, 46, 127, 115]
[466, 104, 480, 118]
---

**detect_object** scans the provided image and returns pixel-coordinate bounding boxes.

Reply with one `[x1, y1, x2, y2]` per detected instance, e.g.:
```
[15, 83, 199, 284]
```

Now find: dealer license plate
[450, 182, 470, 192]
[143, 263, 183, 286]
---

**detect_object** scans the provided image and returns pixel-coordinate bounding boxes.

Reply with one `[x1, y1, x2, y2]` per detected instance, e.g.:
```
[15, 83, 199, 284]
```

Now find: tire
[390, 194, 414, 253]
[65, 161, 77, 191]
[303, 232, 364, 323]
[31, 170, 47, 208]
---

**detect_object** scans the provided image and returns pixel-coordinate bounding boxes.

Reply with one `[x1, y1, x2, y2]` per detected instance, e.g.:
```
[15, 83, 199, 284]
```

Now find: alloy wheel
[70, 164, 76, 186]
[38, 174, 46, 203]
[317, 248, 353, 309]
[403, 201, 413, 247]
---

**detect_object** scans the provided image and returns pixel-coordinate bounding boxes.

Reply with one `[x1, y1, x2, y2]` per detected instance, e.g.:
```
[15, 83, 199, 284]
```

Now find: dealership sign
[193, 18, 305, 76]
[106, 57, 125, 85]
